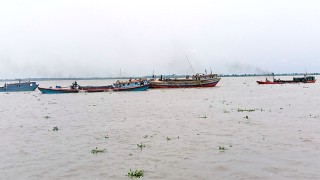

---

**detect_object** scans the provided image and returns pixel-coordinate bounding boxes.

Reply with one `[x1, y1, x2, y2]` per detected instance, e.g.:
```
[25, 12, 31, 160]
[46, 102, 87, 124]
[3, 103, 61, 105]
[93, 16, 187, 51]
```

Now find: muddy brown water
[1, 76, 319, 179]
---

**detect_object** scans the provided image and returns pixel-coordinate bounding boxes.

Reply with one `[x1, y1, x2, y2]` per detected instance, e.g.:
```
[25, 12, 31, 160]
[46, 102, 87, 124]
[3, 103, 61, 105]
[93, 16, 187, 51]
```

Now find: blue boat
[38, 82, 79, 94]
[112, 79, 149, 91]
[0, 80, 38, 92]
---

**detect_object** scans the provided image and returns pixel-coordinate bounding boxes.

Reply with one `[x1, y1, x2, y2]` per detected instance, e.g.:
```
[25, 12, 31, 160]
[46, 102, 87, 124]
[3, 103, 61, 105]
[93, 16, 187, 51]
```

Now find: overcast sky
[0, 0, 319, 78]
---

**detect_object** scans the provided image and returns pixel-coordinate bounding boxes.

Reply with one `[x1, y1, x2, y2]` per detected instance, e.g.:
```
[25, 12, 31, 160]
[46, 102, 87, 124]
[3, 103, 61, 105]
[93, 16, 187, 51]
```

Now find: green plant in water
[91, 147, 106, 154]
[219, 146, 226, 152]
[127, 169, 144, 178]
[137, 143, 145, 149]
[167, 137, 171, 141]
[238, 108, 255, 112]
[223, 110, 230, 113]
[44, 116, 50, 119]
[53, 126, 59, 131]
[198, 116, 207, 118]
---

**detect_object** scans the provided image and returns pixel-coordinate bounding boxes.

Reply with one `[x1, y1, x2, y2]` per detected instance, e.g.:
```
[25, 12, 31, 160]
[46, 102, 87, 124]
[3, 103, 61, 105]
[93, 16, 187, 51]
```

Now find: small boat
[148, 73, 221, 88]
[112, 79, 149, 91]
[38, 82, 79, 94]
[79, 79, 149, 92]
[257, 75, 316, 84]
[0, 80, 38, 92]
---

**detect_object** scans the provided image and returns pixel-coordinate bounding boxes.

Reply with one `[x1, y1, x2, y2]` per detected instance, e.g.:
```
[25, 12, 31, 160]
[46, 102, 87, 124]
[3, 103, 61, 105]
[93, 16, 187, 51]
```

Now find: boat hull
[113, 84, 149, 91]
[79, 86, 113, 93]
[81, 84, 149, 92]
[38, 87, 79, 94]
[257, 80, 316, 84]
[149, 79, 220, 88]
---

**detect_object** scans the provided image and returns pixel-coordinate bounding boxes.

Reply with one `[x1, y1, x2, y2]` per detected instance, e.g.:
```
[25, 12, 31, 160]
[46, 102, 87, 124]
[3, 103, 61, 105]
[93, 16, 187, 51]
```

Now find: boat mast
[186, 55, 195, 74]
[272, 73, 275, 80]
[305, 68, 307, 77]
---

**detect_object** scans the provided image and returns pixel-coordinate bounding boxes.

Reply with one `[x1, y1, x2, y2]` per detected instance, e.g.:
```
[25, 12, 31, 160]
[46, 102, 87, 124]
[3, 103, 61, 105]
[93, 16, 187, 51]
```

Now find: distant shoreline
[1, 73, 319, 82]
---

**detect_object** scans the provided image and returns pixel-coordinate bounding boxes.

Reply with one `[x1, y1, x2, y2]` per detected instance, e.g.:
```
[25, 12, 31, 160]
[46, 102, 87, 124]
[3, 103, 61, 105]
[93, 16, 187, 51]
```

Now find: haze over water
[1, 77, 320, 179]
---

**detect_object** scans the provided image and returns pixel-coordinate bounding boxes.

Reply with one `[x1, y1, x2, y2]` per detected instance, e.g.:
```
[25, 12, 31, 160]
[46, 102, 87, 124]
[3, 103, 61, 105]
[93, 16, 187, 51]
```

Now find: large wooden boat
[79, 79, 149, 92]
[149, 73, 220, 88]
[257, 75, 316, 84]
[38, 82, 79, 94]
[0, 80, 38, 92]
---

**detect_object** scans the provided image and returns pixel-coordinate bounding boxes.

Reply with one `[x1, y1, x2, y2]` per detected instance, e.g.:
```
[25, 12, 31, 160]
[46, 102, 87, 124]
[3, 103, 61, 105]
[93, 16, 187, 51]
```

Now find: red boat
[257, 76, 316, 84]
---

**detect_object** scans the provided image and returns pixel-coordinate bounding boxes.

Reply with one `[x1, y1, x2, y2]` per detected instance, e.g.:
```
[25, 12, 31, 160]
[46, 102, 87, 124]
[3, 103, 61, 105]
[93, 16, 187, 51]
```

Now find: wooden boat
[148, 73, 220, 88]
[79, 79, 149, 92]
[257, 76, 316, 84]
[0, 80, 38, 92]
[38, 82, 79, 94]
[78, 85, 113, 92]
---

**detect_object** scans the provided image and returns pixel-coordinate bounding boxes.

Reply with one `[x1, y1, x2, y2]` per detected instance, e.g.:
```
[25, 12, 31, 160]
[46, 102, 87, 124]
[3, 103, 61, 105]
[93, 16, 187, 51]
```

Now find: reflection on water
[1, 77, 320, 179]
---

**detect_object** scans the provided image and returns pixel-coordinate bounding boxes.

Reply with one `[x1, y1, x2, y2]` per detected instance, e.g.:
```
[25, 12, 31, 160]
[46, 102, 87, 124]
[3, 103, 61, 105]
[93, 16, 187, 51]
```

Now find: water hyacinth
[219, 146, 226, 152]
[91, 147, 106, 154]
[137, 143, 145, 150]
[127, 169, 144, 178]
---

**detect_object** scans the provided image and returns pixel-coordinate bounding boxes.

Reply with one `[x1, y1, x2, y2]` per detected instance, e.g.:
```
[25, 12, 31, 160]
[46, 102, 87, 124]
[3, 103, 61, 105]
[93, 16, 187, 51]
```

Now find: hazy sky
[1, 0, 320, 78]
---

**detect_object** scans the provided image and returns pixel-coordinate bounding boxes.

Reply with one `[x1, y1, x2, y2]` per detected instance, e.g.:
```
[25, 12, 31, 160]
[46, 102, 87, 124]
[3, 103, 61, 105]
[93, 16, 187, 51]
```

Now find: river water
[1, 76, 319, 179]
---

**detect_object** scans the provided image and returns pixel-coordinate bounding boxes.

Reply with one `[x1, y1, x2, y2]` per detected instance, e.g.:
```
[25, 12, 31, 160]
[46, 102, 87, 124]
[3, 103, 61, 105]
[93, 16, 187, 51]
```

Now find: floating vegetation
[137, 143, 145, 149]
[238, 109, 255, 112]
[48, 101, 57, 105]
[219, 146, 226, 152]
[223, 109, 230, 113]
[143, 135, 148, 138]
[44, 115, 51, 119]
[166, 137, 171, 141]
[198, 116, 207, 118]
[53, 126, 59, 131]
[307, 114, 320, 119]
[91, 147, 106, 154]
[104, 135, 109, 139]
[127, 169, 144, 178]
[245, 116, 249, 119]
